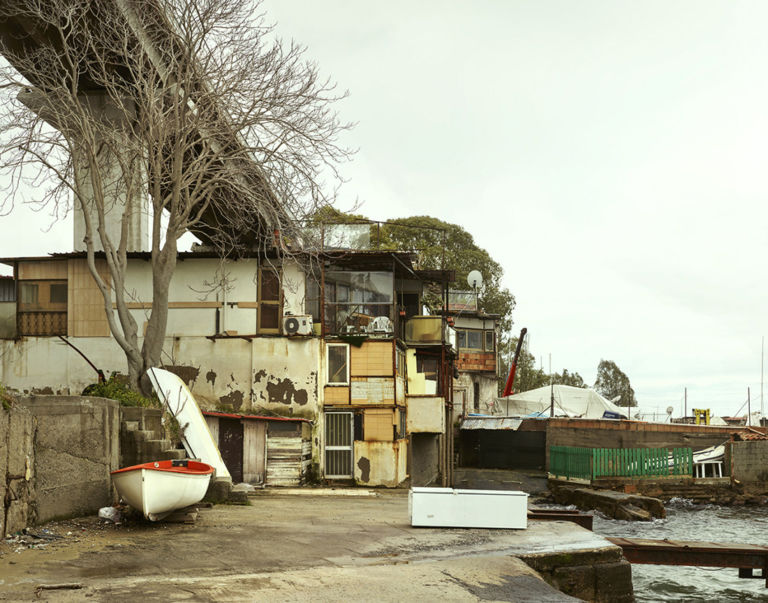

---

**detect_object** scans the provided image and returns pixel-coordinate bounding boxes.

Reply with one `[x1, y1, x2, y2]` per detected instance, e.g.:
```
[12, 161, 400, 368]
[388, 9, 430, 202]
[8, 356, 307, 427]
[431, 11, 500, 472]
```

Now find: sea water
[592, 500, 768, 601]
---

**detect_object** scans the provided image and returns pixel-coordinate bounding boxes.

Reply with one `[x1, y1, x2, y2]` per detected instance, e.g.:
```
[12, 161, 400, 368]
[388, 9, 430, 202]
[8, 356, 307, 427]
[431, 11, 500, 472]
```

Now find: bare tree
[0, 0, 351, 391]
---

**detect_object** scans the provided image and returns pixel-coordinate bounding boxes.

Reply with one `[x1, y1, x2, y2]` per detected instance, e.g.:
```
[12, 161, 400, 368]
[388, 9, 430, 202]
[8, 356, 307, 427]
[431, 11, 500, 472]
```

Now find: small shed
[203, 411, 312, 487]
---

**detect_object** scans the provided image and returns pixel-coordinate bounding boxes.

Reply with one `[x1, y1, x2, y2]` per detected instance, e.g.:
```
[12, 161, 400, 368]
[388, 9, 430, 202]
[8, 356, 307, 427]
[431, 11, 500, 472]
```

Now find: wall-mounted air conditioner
[283, 314, 313, 336]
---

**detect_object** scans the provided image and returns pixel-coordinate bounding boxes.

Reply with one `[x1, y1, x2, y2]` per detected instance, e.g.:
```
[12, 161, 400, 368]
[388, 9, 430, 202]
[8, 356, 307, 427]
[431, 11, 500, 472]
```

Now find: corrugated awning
[460, 417, 524, 431]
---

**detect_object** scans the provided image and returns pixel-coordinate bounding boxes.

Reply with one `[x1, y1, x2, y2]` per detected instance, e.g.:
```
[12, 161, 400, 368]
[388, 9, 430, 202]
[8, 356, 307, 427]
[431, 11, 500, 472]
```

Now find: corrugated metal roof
[460, 417, 524, 431]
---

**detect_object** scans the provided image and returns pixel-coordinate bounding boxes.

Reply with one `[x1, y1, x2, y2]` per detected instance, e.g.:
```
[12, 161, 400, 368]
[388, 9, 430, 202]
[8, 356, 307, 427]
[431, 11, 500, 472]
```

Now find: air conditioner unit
[283, 314, 313, 336]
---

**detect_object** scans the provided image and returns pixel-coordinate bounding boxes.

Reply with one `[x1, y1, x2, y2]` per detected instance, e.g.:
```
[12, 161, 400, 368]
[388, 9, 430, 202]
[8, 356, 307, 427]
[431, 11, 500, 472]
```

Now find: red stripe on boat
[111, 460, 214, 475]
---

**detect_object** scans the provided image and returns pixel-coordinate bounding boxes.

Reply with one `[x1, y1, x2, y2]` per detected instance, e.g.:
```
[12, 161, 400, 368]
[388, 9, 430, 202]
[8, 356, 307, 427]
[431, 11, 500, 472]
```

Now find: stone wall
[1, 404, 35, 535]
[20, 396, 120, 524]
[730, 440, 768, 484]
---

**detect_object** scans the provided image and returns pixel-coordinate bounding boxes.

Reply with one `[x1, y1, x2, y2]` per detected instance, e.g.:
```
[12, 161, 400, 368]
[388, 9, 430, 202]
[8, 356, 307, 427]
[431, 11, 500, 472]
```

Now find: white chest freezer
[409, 487, 528, 529]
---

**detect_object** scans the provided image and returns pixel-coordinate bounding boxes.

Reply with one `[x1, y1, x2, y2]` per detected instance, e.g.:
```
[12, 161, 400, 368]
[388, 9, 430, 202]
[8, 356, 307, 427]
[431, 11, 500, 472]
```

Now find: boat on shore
[111, 459, 214, 521]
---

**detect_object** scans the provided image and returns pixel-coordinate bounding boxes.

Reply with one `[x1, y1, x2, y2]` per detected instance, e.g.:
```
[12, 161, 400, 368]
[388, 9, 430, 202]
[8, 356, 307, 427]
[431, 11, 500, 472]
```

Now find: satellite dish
[666, 406, 674, 415]
[467, 270, 483, 289]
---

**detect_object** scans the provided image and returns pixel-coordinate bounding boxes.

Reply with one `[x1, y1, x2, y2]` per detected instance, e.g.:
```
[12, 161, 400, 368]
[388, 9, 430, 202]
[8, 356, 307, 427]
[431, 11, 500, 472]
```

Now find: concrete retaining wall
[20, 396, 120, 524]
[1, 404, 35, 536]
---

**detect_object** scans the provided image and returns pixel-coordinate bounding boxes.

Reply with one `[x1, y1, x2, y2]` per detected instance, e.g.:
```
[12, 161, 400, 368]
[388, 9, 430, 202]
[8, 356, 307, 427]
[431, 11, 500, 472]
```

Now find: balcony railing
[18, 311, 67, 336]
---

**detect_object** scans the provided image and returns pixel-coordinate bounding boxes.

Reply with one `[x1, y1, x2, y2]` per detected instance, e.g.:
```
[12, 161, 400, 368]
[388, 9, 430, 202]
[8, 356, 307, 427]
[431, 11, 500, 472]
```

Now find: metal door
[325, 412, 353, 478]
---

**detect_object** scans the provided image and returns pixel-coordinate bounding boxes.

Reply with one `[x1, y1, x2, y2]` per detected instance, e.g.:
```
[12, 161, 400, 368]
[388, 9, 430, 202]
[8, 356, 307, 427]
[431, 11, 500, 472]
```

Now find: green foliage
[377, 215, 516, 333]
[0, 383, 15, 411]
[594, 359, 637, 407]
[551, 369, 587, 388]
[82, 374, 159, 408]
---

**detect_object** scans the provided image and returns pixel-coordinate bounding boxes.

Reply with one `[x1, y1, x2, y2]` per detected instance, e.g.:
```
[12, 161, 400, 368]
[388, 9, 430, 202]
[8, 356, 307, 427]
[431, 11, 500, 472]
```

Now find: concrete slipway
[0, 491, 628, 602]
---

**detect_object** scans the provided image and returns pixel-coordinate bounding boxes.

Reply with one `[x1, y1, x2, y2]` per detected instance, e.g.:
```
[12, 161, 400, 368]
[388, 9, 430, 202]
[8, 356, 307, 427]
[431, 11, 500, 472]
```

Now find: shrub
[82, 374, 158, 408]
[0, 383, 15, 411]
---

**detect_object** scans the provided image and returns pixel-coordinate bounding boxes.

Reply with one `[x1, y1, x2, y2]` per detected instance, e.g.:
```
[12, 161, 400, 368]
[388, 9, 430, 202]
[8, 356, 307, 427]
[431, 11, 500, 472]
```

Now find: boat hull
[111, 460, 214, 521]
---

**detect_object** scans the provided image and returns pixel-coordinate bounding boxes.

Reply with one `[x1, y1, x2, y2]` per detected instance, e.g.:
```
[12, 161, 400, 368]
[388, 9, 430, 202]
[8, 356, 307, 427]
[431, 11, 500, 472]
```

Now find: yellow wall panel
[324, 385, 350, 405]
[364, 408, 394, 441]
[351, 340, 394, 377]
[18, 260, 68, 280]
[68, 259, 110, 337]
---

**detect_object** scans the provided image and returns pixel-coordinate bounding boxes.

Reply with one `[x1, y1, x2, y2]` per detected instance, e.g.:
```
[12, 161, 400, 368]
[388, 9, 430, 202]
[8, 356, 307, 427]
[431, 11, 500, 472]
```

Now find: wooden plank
[266, 436, 304, 486]
[243, 421, 267, 484]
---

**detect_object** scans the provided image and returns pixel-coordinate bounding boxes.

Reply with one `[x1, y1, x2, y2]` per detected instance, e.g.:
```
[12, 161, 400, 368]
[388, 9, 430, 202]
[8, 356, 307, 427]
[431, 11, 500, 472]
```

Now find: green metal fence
[550, 446, 693, 481]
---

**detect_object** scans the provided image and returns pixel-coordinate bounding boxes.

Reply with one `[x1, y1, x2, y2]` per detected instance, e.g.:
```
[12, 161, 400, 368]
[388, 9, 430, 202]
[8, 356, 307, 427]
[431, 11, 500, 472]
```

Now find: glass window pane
[328, 345, 348, 384]
[20, 283, 38, 304]
[50, 283, 68, 304]
[484, 331, 494, 352]
[467, 331, 482, 350]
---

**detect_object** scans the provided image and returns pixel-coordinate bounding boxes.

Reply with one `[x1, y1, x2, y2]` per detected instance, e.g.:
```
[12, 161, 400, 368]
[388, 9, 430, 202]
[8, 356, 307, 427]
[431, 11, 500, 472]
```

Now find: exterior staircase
[119, 406, 186, 467]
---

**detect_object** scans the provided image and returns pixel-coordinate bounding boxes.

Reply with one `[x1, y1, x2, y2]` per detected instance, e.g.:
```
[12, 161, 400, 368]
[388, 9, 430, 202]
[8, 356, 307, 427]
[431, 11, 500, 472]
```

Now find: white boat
[111, 459, 214, 521]
[147, 367, 231, 480]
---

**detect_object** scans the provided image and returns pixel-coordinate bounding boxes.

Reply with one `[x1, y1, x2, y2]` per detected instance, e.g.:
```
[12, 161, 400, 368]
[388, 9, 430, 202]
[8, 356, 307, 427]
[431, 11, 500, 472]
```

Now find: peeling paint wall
[354, 440, 407, 487]
[0, 335, 323, 468]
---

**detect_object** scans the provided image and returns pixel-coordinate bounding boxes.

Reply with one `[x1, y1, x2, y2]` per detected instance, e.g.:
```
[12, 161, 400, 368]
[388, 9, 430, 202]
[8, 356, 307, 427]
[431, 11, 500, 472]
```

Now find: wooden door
[219, 418, 244, 483]
[243, 421, 267, 484]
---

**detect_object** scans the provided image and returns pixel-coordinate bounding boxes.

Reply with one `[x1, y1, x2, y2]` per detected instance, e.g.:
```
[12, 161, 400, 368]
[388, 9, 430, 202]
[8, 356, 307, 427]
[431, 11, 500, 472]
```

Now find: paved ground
[0, 490, 612, 601]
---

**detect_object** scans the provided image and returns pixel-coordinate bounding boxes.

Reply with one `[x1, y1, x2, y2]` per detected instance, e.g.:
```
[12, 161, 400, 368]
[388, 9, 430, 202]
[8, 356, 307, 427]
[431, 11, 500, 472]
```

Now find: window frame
[326, 342, 350, 386]
[457, 327, 496, 353]
[258, 266, 282, 334]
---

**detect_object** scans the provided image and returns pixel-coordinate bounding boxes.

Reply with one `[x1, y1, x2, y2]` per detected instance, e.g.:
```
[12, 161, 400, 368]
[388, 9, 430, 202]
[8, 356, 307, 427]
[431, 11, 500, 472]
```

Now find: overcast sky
[3, 1, 768, 419]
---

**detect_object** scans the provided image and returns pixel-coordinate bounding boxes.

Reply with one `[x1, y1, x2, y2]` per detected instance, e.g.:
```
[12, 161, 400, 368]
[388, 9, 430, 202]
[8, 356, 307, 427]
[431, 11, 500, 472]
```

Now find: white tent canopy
[496, 384, 628, 419]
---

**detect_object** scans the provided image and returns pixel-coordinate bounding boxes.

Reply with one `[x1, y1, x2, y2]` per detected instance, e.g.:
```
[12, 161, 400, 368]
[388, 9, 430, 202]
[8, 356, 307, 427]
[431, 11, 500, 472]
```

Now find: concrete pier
[0, 490, 633, 601]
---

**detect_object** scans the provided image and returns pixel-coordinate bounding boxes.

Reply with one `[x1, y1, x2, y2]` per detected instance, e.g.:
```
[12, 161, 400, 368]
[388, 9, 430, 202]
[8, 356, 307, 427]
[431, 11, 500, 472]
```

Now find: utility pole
[549, 353, 554, 418]
[684, 387, 687, 421]
[761, 336, 764, 422]
[748, 387, 751, 426]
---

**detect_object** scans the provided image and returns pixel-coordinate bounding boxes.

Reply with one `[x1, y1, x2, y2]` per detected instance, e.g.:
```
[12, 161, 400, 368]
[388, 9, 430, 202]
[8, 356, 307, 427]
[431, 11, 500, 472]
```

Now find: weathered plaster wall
[730, 440, 768, 483]
[454, 372, 497, 415]
[407, 395, 445, 433]
[1, 404, 35, 535]
[354, 440, 407, 487]
[21, 396, 120, 523]
[251, 337, 320, 419]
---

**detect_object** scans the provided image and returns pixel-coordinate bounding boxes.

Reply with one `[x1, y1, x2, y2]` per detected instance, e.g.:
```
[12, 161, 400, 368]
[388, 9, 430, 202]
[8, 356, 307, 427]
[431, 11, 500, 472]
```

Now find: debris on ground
[98, 506, 123, 524]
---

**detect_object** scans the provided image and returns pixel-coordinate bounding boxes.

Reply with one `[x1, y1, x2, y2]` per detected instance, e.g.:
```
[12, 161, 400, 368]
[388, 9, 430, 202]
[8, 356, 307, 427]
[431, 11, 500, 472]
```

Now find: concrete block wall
[1, 405, 35, 536]
[730, 440, 768, 483]
[20, 396, 120, 523]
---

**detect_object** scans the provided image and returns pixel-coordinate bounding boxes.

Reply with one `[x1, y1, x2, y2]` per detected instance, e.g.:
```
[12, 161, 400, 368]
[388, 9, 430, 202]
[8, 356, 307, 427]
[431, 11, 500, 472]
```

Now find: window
[327, 343, 349, 385]
[485, 330, 495, 352]
[306, 276, 321, 321]
[457, 328, 495, 352]
[258, 267, 281, 333]
[18, 280, 67, 336]
[324, 271, 393, 334]
[50, 283, 68, 304]
[457, 329, 483, 351]
[20, 283, 38, 305]
[396, 348, 406, 377]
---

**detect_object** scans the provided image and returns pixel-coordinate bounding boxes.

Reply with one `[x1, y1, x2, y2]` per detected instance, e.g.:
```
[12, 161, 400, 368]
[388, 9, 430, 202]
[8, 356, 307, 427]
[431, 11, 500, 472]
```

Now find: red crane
[502, 327, 527, 397]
